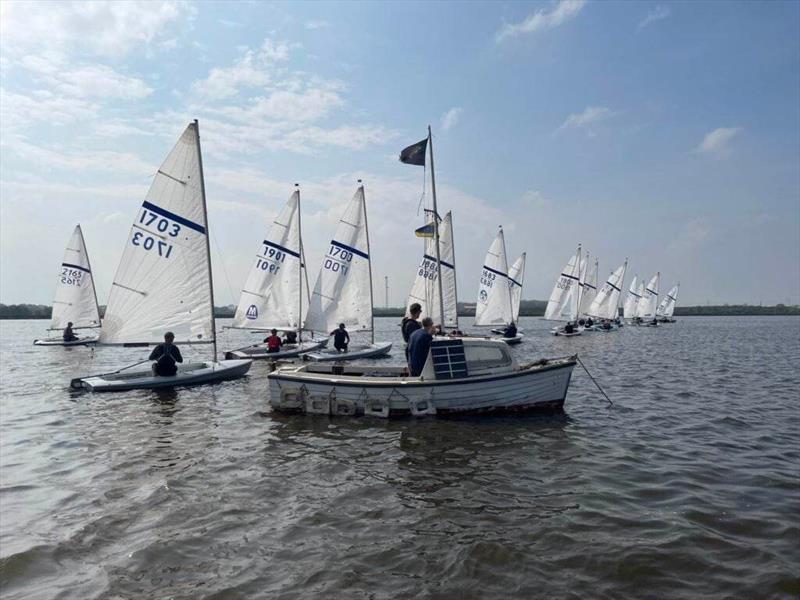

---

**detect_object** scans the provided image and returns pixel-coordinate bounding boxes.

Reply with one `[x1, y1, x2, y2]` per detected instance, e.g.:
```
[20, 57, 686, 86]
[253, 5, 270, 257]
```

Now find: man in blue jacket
[407, 317, 435, 377]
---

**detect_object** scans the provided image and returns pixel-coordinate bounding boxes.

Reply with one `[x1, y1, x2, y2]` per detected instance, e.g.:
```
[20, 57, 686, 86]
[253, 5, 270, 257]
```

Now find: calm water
[1, 316, 798, 599]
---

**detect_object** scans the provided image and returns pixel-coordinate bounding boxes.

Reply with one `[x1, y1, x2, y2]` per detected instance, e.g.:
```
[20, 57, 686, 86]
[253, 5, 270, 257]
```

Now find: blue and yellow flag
[415, 222, 435, 238]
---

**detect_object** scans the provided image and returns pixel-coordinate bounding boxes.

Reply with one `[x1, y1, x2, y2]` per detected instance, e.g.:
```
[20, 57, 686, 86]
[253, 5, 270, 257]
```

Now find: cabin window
[464, 344, 511, 369]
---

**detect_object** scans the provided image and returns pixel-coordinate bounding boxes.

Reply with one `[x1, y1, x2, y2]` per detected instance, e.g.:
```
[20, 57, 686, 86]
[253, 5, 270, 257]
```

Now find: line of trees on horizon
[3, 301, 798, 320]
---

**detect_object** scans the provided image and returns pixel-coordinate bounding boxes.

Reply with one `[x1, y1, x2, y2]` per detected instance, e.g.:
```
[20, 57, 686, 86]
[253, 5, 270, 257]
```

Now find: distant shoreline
[2, 303, 798, 319]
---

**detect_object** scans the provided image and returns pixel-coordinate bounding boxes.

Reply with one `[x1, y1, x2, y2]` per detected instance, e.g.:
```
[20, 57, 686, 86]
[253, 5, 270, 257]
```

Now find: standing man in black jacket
[401, 303, 423, 360]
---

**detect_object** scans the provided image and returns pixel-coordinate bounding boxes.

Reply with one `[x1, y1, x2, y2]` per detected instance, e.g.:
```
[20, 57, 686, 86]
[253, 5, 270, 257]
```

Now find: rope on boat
[576, 355, 614, 406]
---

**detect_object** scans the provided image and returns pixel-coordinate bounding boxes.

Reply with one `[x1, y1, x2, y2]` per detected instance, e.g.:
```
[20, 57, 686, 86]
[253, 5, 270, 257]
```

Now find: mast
[361, 180, 375, 344]
[449, 212, 460, 329]
[500, 227, 514, 324]
[428, 125, 446, 330]
[79, 224, 102, 327]
[193, 119, 217, 361]
[296, 183, 303, 342]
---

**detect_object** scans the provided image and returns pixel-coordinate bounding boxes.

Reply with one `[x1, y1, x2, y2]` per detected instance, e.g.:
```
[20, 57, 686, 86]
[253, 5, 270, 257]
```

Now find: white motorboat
[544, 245, 583, 336]
[303, 183, 391, 360]
[34, 225, 101, 346]
[269, 337, 576, 417]
[71, 121, 251, 391]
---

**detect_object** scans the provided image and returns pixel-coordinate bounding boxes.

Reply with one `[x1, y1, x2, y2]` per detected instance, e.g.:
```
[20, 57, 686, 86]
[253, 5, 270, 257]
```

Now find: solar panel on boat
[430, 339, 469, 379]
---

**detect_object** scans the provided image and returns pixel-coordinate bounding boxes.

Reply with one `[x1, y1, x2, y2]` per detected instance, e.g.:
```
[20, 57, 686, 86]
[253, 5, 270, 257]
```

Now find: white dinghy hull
[34, 335, 98, 346]
[225, 340, 326, 360]
[269, 338, 575, 418]
[304, 341, 393, 362]
[499, 334, 523, 345]
[71, 359, 252, 392]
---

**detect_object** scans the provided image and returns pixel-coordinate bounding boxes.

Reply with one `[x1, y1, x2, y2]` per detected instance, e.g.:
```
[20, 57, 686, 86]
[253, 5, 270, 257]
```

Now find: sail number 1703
[132, 208, 183, 258]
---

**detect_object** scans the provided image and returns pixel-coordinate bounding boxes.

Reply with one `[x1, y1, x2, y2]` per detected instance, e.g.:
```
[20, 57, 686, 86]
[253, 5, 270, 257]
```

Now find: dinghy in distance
[490, 252, 526, 342]
[302, 182, 392, 362]
[71, 121, 251, 391]
[34, 225, 101, 346]
[656, 282, 679, 323]
[269, 337, 576, 418]
[544, 245, 584, 336]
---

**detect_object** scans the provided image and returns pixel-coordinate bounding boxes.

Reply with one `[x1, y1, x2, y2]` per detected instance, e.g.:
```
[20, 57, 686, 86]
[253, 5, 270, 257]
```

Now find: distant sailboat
[491, 252, 526, 335]
[303, 183, 392, 361]
[225, 188, 326, 360]
[577, 253, 599, 326]
[623, 275, 641, 322]
[71, 121, 252, 391]
[657, 282, 680, 323]
[474, 228, 522, 344]
[587, 260, 628, 330]
[34, 225, 101, 346]
[406, 211, 459, 330]
[544, 245, 583, 336]
[638, 272, 661, 324]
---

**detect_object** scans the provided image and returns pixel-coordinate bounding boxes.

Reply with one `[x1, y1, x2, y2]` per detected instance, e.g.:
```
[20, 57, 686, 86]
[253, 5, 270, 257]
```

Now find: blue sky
[1, 0, 798, 306]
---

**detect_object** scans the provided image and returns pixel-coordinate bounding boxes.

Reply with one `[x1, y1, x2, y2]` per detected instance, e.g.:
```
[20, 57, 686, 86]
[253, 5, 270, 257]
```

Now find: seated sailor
[149, 331, 183, 376]
[265, 329, 283, 353]
[63, 322, 78, 342]
[503, 321, 517, 338]
[564, 322, 575, 334]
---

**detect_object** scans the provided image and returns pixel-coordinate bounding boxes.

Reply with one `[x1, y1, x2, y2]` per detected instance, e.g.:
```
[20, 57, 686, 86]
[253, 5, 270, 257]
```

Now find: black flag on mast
[399, 138, 428, 166]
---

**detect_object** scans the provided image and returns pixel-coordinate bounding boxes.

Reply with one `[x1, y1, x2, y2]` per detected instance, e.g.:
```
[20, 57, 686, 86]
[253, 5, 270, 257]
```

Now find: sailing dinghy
[224, 188, 326, 360]
[474, 228, 522, 344]
[544, 246, 583, 336]
[491, 252, 526, 336]
[34, 225, 101, 346]
[637, 272, 661, 325]
[586, 260, 628, 331]
[576, 254, 598, 329]
[656, 283, 679, 323]
[70, 121, 251, 391]
[302, 183, 392, 361]
[623, 275, 640, 322]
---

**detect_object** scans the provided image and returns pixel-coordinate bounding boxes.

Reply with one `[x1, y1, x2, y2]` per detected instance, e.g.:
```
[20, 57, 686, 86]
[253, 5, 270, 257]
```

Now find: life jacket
[267, 335, 281, 351]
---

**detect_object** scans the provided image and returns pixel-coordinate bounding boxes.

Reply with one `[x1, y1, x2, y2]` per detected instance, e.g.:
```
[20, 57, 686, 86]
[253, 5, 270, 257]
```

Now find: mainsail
[638, 272, 661, 319]
[579, 256, 599, 317]
[474, 228, 513, 327]
[305, 185, 373, 335]
[623, 275, 640, 319]
[544, 246, 582, 322]
[588, 261, 627, 320]
[657, 283, 680, 317]
[99, 123, 214, 345]
[49, 225, 101, 331]
[406, 211, 458, 328]
[508, 252, 526, 322]
[232, 190, 307, 331]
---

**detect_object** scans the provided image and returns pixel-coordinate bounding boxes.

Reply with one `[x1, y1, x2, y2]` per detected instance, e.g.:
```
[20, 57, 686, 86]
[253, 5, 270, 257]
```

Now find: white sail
[588, 261, 627, 320]
[508, 252, 526, 322]
[657, 283, 680, 317]
[474, 228, 513, 327]
[305, 186, 372, 334]
[579, 257, 599, 317]
[638, 272, 661, 319]
[99, 123, 214, 345]
[232, 190, 307, 331]
[544, 246, 582, 322]
[49, 225, 101, 331]
[405, 211, 458, 328]
[634, 281, 647, 318]
[623, 275, 640, 319]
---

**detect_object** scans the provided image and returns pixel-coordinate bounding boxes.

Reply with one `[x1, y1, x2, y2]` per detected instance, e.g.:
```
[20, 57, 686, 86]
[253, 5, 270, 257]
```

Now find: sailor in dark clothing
[330, 323, 350, 352]
[401, 303, 422, 360]
[503, 321, 517, 338]
[63, 322, 78, 342]
[283, 330, 298, 345]
[407, 317, 435, 377]
[150, 331, 183, 376]
[564, 322, 575, 334]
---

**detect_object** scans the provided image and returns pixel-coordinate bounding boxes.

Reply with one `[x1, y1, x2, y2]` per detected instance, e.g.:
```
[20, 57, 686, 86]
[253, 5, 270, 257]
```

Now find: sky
[1, 0, 798, 307]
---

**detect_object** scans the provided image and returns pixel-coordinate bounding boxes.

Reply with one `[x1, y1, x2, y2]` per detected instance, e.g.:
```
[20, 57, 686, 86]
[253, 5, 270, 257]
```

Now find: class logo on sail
[246, 305, 258, 320]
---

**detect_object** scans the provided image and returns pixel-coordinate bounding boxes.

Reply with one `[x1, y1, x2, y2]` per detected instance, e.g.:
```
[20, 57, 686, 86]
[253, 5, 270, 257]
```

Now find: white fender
[332, 397, 357, 416]
[408, 397, 436, 416]
[306, 394, 332, 415]
[364, 396, 390, 418]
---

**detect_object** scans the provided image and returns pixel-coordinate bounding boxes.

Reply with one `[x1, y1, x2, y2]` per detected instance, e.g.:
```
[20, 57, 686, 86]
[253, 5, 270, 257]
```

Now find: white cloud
[637, 5, 671, 32]
[694, 127, 742, 157]
[556, 106, 618, 132]
[0, 0, 193, 58]
[496, 0, 586, 43]
[305, 20, 331, 30]
[441, 107, 463, 131]
[0, 88, 98, 131]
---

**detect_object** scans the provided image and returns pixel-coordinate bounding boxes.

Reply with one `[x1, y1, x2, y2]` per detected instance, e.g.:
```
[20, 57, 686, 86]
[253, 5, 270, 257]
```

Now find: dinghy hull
[304, 341, 392, 362]
[71, 360, 252, 392]
[268, 356, 575, 417]
[225, 340, 326, 361]
[34, 336, 97, 346]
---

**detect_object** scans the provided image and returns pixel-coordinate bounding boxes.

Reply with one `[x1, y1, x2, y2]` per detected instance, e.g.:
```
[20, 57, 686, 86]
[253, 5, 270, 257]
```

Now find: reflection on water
[1, 317, 799, 599]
